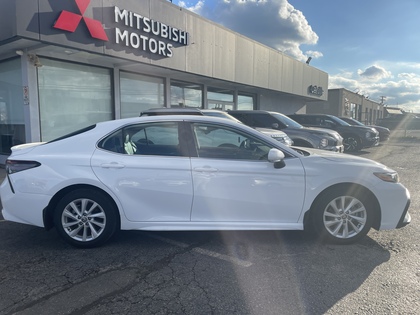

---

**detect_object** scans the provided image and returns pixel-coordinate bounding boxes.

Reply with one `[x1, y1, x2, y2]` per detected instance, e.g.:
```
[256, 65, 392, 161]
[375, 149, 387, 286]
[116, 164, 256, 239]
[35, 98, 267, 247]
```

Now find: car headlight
[319, 138, 329, 148]
[374, 172, 399, 183]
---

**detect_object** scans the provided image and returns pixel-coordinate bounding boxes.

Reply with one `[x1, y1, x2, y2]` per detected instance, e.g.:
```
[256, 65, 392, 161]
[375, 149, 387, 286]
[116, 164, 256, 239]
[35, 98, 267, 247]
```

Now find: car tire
[343, 135, 361, 152]
[310, 186, 373, 244]
[54, 188, 119, 248]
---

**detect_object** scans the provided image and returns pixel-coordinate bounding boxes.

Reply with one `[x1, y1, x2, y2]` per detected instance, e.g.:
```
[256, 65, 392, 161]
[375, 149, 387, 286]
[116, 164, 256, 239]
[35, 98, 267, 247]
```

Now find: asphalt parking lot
[0, 130, 419, 315]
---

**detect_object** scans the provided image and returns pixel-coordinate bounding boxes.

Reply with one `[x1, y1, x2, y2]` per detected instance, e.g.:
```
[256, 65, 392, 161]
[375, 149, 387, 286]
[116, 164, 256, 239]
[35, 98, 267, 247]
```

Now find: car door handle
[193, 167, 218, 173]
[100, 162, 126, 169]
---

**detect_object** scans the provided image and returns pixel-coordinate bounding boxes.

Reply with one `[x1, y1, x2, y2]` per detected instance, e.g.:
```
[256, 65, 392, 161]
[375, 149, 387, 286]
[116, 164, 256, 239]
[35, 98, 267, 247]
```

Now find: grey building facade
[307, 88, 384, 124]
[0, 0, 328, 163]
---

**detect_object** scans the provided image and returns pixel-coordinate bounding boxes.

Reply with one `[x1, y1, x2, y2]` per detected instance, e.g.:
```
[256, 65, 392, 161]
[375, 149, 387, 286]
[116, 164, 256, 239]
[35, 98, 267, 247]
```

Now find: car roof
[140, 108, 203, 116]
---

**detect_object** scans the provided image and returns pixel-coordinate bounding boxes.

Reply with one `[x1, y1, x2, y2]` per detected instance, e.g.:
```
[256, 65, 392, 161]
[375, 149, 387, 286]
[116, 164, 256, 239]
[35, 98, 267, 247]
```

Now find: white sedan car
[0, 115, 411, 248]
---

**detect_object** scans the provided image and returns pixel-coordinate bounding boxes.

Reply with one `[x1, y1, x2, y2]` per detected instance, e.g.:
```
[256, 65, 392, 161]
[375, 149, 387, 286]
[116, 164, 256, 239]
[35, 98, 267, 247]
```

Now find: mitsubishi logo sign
[53, 0, 108, 41]
[52, 1, 189, 57]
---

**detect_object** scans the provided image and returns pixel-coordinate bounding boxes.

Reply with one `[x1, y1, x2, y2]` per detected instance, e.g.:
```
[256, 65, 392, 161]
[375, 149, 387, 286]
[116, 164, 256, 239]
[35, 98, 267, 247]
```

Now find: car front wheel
[311, 187, 373, 244]
[54, 189, 119, 248]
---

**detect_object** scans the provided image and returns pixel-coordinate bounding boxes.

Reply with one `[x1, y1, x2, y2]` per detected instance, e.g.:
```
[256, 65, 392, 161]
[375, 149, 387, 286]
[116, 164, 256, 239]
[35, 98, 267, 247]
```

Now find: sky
[173, 0, 420, 112]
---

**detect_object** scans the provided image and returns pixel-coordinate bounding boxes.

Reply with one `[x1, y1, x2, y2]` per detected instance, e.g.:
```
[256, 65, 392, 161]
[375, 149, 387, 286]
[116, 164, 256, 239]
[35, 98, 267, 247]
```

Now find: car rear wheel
[54, 189, 118, 248]
[311, 187, 373, 244]
[343, 135, 361, 152]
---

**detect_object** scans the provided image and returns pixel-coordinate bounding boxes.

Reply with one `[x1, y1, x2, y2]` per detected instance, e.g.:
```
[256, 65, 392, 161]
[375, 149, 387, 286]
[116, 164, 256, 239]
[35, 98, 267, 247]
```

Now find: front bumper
[396, 200, 411, 228]
[363, 136, 380, 148]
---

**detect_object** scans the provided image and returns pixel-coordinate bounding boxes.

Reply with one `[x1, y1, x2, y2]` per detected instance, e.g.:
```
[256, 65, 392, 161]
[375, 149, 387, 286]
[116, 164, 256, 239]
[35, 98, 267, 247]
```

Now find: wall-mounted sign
[114, 6, 189, 58]
[308, 85, 324, 96]
[53, 1, 190, 58]
[53, 0, 109, 41]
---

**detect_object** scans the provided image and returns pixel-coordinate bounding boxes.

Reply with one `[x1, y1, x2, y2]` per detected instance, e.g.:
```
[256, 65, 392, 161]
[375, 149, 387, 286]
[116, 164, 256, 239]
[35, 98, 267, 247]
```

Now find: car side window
[98, 129, 124, 153]
[192, 123, 272, 161]
[249, 114, 278, 128]
[99, 122, 184, 156]
[321, 119, 336, 128]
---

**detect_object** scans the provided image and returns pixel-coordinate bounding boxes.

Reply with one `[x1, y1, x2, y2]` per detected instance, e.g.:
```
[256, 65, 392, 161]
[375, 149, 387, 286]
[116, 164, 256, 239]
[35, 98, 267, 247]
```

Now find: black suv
[228, 110, 344, 152]
[288, 114, 379, 152]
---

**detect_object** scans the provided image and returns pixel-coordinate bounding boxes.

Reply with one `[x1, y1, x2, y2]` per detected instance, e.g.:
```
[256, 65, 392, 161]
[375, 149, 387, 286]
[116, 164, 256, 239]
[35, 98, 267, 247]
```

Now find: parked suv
[339, 117, 390, 142]
[228, 110, 344, 152]
[288, 114, 379, 152]
[140, 108, 293, 146]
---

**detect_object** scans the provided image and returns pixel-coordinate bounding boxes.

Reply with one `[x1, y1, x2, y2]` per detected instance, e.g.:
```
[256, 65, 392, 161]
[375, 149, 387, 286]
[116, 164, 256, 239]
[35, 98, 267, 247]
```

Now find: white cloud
[305, 50, 323, 59]
[177, 0, 319, 62]
[330, 65, 420, 112]
[178, 1, 205, 14]
[357, 65, 392, 80]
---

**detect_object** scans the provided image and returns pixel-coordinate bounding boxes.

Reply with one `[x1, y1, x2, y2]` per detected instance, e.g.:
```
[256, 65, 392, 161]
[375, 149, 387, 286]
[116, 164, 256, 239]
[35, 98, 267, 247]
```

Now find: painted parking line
[145, 233, 253, 268]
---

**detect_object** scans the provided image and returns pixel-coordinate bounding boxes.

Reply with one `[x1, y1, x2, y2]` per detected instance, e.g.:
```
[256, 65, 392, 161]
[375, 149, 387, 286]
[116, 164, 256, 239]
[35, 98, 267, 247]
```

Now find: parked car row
[142, 109, 385, 153]
[288, 113, 380, 152]
[227, 111, 344, 152]
[141, 108, 294, 146]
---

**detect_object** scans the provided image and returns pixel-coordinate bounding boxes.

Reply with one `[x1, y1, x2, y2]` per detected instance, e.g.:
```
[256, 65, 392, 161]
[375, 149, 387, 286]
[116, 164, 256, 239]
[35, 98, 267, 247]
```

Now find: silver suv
[228, 110, 344, 152]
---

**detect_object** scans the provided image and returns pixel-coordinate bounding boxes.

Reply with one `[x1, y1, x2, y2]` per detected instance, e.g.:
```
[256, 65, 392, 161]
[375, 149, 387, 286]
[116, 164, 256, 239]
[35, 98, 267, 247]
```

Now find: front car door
[188, 122, 306, 224]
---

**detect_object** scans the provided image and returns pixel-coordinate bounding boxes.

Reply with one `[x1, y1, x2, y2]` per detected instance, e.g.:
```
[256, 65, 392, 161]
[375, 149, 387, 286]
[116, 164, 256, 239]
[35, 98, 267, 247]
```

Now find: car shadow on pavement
[0, 225, 390, 314]
[112, 229, 390, 314]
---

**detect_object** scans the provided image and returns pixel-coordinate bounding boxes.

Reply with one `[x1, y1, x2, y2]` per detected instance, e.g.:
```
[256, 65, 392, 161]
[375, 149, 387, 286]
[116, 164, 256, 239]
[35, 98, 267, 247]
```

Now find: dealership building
[0, 0, 328, 164]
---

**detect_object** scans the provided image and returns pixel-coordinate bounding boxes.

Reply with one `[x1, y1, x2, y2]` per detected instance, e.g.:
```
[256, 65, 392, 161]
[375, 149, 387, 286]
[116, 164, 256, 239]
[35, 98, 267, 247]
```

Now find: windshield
[271, 112, 304, 128]
[330, 116, 352, 126]
[344, 118, 364, 126]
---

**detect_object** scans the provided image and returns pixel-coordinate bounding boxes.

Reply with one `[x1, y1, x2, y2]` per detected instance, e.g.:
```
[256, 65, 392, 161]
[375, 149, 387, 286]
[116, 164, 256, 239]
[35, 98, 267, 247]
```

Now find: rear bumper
[1, 178, 48, 228]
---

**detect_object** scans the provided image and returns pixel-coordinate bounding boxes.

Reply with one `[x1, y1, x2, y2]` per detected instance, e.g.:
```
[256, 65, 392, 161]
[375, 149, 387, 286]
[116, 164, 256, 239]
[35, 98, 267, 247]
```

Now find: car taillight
[6, 160, 41, 174]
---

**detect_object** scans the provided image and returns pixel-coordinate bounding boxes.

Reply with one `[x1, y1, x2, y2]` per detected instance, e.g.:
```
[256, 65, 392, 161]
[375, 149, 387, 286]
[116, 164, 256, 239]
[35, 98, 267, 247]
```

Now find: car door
[189, 122, 306, 223]
[91, 121, 193, 222]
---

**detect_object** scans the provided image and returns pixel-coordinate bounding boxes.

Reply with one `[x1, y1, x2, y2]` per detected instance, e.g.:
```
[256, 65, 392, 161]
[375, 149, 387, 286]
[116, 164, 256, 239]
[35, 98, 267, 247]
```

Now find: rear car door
[91, 121, 193, 222]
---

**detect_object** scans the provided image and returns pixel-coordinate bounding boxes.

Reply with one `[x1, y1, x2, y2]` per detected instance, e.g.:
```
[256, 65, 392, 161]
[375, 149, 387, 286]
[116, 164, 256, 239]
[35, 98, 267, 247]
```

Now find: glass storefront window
[0, 58, 25, 154]
[207, 87, 234, 103]
[207, 87, 234, 110]
[171, 81, 202, 108]
[38, 58, 112, 141]
[120, 72, 164, 118]
[238, 94, 254, 110]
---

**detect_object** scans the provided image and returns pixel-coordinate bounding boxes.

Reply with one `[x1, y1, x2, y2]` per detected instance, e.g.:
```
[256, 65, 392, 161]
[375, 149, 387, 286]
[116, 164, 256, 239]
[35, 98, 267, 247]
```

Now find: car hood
[301, 126, 342, 138]
[339, 125, 378, 134]
[294, 146, 388, 169]
[255, 127, 287, 136]
[285, 126, 342, 140]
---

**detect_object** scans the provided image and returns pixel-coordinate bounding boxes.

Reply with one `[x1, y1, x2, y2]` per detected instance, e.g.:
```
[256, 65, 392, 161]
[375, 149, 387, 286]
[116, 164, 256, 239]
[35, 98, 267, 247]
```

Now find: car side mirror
[268, 148, 286, 169]
[271, 123, 279, 129]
